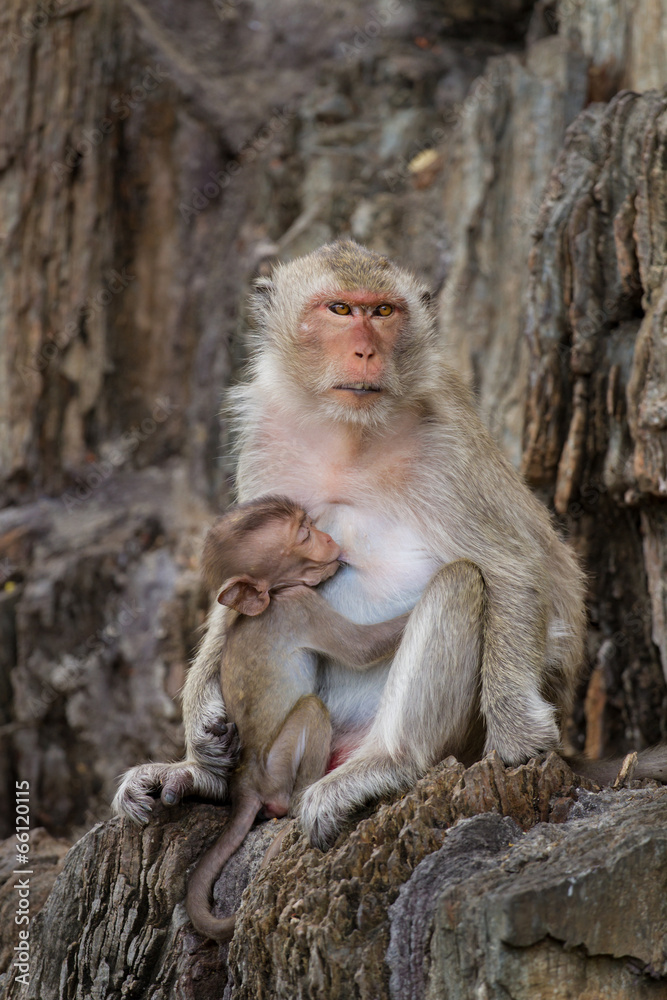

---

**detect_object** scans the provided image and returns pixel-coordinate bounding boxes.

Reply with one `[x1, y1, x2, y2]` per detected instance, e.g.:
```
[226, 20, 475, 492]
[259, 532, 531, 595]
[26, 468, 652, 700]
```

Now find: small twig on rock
[612, 751, 638, 789]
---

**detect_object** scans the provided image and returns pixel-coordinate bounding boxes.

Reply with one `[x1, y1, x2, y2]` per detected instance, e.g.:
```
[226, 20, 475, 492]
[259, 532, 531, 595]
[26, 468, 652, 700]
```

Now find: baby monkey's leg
[263, 693, 332, 817]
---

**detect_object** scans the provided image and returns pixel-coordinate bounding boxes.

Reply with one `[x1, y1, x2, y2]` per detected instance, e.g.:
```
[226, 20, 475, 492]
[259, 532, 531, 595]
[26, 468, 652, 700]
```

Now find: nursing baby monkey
[186, 495, 409, 941]
[114, 240, 667, 854]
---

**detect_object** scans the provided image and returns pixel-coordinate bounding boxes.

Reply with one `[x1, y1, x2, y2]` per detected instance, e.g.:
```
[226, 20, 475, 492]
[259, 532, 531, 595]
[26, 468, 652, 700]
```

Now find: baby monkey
[186, 495, 409, 941]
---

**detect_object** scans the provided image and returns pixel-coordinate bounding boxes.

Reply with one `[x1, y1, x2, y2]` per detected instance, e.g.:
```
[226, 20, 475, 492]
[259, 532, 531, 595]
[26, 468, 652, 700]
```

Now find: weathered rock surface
[1, 465, 212, 836]
[435, 34, 589, 464]
[389, 793, 667, 1000]
[0, 0, 536, 841]
[3, 0, 667, 846]
[0, 828, 72, 977]
[3, 0, 667, 996]
[521, 86, 667, 757]
[0, 800, 289, 999]
[229, 753, 585, 999]
[3, 754, 664, 999]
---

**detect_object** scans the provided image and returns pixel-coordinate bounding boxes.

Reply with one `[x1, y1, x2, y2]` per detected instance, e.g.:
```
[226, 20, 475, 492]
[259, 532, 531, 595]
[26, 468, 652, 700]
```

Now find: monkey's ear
[420, 290, 432, 307]
[217, 576, 270, 616]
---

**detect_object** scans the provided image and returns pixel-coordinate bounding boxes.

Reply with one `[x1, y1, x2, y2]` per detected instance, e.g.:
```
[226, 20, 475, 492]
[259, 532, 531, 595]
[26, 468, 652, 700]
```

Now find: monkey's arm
[295, 588, 410, 669]
[113, 605, 237, 822]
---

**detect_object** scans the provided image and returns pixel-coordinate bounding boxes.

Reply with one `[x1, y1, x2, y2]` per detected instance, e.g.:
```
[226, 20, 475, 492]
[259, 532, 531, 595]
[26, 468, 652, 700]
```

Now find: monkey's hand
[112, 758, 230, 824]
[112, 762, 186, 824]
[112, 722, 240, 824]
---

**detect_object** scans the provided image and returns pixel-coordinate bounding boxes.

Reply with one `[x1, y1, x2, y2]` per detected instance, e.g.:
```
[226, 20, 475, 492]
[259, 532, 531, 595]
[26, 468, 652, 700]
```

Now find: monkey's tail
[185, 794, 260, 942]
[566, 744, 667, 785]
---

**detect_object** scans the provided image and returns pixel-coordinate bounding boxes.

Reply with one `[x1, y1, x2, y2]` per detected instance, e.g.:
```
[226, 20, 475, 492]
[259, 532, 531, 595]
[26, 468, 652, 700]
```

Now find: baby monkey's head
[202, 495, 342, 616]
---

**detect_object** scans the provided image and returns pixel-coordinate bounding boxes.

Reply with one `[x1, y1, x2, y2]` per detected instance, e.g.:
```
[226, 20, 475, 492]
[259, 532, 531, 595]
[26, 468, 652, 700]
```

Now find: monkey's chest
[244, 438, 445, 618]
[250, 425, 412, 508]
[316, 504, 440, 622]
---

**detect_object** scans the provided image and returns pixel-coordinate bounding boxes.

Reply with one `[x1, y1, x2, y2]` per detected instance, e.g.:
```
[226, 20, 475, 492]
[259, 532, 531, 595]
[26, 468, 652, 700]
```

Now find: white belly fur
[311, 503, 441, 731]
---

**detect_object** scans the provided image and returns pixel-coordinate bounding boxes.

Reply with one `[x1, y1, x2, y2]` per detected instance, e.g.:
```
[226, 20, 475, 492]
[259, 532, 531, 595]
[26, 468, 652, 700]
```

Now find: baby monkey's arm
[295, 587, 410, 668]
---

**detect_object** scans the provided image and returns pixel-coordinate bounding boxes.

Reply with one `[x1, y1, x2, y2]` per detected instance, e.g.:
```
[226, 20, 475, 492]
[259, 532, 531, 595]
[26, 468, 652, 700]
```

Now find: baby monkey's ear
[217, 576, 270, 616]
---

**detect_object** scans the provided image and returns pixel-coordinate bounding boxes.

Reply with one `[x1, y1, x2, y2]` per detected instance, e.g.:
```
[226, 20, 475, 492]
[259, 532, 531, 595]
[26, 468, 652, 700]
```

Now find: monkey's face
[251, 243, 440, 428]
[261, 513, 343, 589]
[295, 292, 406, 425]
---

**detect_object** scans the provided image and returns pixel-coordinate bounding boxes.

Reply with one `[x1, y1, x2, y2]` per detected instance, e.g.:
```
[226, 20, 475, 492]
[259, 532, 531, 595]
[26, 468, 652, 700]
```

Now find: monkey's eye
[329, 303, 351, 316]
[297, 523, 311, 543]
[374, 304, 394, 317]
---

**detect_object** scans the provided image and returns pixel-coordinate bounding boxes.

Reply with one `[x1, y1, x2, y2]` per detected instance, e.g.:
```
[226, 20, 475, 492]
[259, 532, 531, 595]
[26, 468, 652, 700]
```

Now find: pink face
[243, 512, 342, 592]
[215, 511, 342, 616]
[301, 290, 404, 410]
[286, 514, 343, 586]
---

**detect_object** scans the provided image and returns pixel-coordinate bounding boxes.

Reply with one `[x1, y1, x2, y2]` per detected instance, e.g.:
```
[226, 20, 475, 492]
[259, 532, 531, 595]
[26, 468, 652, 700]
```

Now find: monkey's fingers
[190, 715, 241, 773]
[161, 761, 231, 806]
[112, 762, 170, 824]
[159, 760, 232, 806]
[160, 769, 195, 807]
[296, 770, 355, 850]
[205, 720, 233, 738]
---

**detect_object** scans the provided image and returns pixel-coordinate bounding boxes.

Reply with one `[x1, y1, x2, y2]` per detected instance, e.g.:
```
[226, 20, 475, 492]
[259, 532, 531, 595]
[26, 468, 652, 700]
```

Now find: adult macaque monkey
[116, 240, 591, 848]
[187, 495, 409, 941]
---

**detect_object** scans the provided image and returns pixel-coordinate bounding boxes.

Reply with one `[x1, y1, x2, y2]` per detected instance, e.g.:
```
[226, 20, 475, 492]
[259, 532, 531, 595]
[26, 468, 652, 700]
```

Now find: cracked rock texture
[522, 86, 667, 759]
[388, 792, 667, 1000]
[3, 754, 665, 999]
[1, 801, 289, 1000]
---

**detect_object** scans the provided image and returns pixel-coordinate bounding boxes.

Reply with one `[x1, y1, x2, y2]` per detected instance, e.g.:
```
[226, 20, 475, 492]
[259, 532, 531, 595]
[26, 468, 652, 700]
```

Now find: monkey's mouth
[334, 383, 383, 395]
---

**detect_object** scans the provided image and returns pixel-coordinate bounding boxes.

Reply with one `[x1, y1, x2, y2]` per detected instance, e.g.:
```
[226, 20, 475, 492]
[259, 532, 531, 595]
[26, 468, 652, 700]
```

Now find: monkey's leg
[186, 697, 331, 943]
[265, 694, 332, 815]
[479, 575, 558, 764]
[298, 560, 486, 849]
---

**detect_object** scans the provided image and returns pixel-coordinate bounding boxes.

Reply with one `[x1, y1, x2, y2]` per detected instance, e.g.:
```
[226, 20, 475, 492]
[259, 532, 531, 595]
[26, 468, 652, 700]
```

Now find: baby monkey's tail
[186, 794, 260, 942]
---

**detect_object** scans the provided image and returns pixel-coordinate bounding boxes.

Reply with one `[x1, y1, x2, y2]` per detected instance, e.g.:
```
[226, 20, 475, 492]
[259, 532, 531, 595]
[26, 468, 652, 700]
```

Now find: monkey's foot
[297, 753, 414, 850]
[112, 758, 233, 824]
[483, 691, 560, 765]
